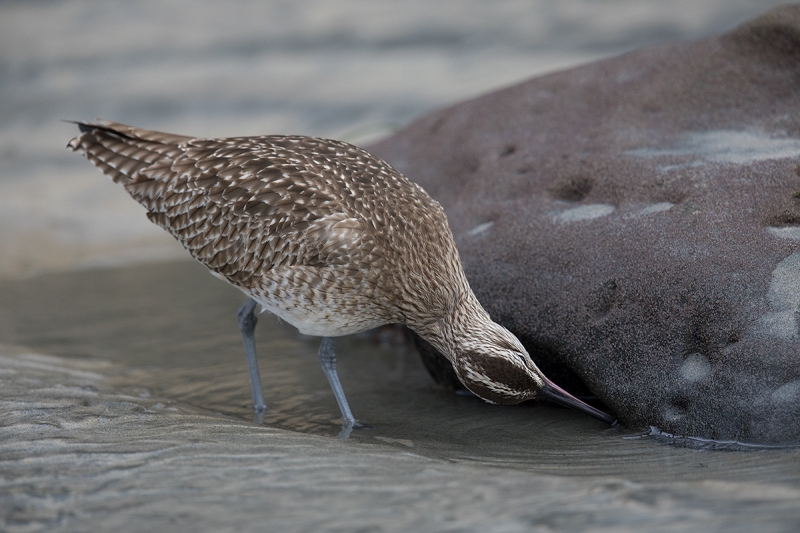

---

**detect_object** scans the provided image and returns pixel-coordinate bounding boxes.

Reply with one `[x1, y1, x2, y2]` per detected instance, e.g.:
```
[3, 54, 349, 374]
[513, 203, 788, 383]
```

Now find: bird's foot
[337, 419, 369, 440]
[252, 405, 267, 425]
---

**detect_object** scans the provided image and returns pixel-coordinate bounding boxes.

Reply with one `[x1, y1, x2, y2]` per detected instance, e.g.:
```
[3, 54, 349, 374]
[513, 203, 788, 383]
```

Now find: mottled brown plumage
[68, 120, 615, 432]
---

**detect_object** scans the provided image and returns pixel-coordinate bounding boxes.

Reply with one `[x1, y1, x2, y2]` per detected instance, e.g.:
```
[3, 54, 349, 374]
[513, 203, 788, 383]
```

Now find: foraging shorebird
[68, 120, 616, 438]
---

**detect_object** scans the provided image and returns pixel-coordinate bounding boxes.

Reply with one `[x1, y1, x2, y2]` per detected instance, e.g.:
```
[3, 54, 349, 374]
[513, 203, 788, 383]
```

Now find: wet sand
[2, 261, 800, 531]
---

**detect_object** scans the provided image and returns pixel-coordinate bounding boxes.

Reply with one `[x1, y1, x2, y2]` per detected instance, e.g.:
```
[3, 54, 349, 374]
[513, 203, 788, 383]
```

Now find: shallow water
[3, 259, 800, 490]
[3, 262, 800, 531]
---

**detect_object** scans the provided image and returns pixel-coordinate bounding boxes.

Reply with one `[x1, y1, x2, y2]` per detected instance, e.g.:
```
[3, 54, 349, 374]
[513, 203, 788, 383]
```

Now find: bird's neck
[409, 289, 495, 366]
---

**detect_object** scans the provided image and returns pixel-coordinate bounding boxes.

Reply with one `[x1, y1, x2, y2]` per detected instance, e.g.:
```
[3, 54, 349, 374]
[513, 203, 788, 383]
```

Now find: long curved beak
[539, 377, 618, 425]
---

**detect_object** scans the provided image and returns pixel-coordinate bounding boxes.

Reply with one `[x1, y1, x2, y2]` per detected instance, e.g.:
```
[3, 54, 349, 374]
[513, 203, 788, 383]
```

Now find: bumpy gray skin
[370, 5, 800, 445]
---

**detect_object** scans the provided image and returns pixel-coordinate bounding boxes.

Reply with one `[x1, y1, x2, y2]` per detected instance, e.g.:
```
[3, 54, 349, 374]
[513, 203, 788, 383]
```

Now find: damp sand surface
[2, 261, 800, 532]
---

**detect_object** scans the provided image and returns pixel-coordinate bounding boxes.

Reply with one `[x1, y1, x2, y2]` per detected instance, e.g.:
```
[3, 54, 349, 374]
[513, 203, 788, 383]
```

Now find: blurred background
[0, 0, 795, 279]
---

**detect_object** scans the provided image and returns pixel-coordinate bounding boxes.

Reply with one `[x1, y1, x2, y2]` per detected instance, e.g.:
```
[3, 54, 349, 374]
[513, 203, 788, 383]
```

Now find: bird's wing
[68, 121, 375, 288]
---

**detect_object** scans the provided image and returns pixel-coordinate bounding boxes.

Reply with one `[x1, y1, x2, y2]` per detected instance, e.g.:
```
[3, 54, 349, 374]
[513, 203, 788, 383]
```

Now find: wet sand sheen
[2, 260, 800, 486]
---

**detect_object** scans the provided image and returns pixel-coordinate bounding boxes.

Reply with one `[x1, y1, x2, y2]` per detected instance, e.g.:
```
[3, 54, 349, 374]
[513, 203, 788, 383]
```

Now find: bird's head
[451, 320, 543, 405]
[446, 314, 616, 424]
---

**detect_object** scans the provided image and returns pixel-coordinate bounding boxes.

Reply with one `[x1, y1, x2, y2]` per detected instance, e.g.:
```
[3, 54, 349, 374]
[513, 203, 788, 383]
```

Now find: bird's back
[68, 121, 467, 336]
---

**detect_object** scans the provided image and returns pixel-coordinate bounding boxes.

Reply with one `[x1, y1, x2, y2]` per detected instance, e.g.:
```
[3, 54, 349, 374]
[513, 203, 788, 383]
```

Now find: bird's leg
[317, 337, 361, 439]
[237, 298, 266, 424]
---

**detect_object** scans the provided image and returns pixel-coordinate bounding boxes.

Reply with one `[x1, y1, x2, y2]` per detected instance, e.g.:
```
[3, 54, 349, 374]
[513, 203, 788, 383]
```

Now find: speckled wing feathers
[68, 120, 467, 336]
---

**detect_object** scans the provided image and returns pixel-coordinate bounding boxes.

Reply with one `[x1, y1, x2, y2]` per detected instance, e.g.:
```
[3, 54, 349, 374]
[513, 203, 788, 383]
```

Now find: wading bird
[68, 120, 616, 438]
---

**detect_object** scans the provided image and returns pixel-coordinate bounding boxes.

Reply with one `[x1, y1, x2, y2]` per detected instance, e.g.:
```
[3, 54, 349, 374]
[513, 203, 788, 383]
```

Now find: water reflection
[2, 260, 800, 486]
[644, 427, 800, 451]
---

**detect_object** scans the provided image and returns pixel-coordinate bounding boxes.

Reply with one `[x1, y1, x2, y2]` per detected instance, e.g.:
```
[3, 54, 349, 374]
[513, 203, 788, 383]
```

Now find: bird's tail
[66, 120, 192, 186]
[66, 119, 201, 214]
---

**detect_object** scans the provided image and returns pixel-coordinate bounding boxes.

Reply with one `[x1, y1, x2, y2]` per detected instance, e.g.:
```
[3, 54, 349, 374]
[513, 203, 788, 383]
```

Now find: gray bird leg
[318, 337, 360, 439]
[237, 298, 266, 423]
